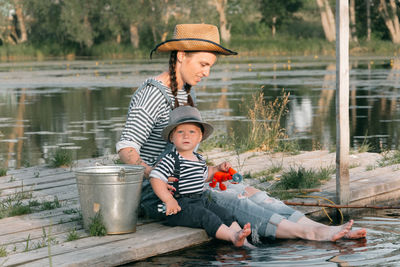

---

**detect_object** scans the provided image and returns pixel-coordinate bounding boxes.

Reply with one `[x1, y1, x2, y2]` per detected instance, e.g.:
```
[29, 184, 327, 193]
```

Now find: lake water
[1, 56, 400, 169]
[1, 57, 400, 265]
[129, 209, 400, 266]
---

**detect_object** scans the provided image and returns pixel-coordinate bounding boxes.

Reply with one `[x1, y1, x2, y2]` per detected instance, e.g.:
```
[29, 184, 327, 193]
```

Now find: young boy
[149, 105, 252, 247]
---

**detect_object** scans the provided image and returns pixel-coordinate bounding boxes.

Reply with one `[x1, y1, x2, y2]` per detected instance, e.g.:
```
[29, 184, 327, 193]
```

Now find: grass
[269, 165, 335, 200]
[66, 228, 80, 242]
[377, 150, 400, 167]
[88, 211, 107, 236]
[0, 247, 6, 257]
[244, 161, 283, 183]
[1, 35, 400, 62]
[49, 149, 73, 168]
[22, 226, 58, 254]
[63, 208, 80, 215]
[32, 227, 58, 250]
[0, 190, 62, 219]
[0, 168, 7, 177]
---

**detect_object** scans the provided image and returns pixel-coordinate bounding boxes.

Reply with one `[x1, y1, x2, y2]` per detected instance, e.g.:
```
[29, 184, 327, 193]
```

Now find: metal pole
[336, 0, 350, 211]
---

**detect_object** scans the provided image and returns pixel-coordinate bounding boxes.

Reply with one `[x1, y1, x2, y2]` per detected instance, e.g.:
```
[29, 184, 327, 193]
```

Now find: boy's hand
[217, 161, 232, 172]
[165, 198, 181, 216]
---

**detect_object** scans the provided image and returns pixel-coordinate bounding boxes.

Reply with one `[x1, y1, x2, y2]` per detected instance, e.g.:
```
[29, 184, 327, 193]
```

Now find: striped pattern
[151, 150, 208, 195]
[118, 79, 188, 166]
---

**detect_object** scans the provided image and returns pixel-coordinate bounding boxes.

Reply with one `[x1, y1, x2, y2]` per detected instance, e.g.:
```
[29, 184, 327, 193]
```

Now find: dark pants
[166, 193, 235, 237]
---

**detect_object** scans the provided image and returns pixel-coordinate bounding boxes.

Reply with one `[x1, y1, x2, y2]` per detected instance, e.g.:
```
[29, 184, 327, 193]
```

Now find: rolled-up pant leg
[205, 183, 303, 239]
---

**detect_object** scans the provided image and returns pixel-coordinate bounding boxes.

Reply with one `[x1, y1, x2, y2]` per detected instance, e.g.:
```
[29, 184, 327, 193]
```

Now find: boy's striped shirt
[150, 149, 208, 195]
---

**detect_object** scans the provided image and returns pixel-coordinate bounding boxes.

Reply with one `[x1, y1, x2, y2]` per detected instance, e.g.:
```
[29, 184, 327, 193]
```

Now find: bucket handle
[118, 168, 126, 182]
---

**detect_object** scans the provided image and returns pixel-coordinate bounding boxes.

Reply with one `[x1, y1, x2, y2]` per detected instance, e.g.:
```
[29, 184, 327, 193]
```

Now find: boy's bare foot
[233, 223, 251, 247]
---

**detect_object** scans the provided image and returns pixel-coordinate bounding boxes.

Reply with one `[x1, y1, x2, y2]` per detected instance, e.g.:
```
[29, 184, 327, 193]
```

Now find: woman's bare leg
[238, 185, 366, 241]
[275, 218, 356, 241]
[296, 216, 367, 239]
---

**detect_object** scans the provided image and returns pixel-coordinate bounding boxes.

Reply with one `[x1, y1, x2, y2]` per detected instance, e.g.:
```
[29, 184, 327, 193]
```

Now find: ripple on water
[128, 210, 400, 266]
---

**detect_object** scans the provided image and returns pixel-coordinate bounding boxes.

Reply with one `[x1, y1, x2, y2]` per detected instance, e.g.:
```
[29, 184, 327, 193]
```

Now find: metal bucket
[75, 165, 144, 234]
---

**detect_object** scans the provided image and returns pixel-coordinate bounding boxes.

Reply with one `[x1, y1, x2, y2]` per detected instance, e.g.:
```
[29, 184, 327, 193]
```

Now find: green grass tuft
[269, 165, 335, 199]
[49, 149, 73, 167]
[88, 212, 107, 236]
[0, 168, 7, 177]
[0, 246, 7, 257]
[66, 228, 80, 241]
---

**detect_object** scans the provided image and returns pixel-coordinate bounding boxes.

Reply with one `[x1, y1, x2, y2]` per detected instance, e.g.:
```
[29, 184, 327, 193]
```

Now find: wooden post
[336, 0, 350, 211]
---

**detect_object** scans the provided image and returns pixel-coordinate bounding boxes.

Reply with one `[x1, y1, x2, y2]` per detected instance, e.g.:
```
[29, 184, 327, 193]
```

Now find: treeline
[0, 0, 399, 59]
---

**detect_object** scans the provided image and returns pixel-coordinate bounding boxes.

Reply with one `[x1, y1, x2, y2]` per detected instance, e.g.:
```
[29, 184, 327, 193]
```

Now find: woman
[117, 23, 366, 242]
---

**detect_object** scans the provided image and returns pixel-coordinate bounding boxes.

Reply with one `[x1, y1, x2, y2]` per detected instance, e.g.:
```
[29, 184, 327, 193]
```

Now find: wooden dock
[1, 150, 400, 266]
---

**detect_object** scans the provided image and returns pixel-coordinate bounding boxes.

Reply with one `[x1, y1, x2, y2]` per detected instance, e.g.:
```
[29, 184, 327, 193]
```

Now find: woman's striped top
[116, 78, 188, 166]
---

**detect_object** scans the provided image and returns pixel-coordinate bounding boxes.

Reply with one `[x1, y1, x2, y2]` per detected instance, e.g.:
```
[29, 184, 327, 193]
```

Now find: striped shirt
[150, 149, 208, 195]
[116, 78, 188, 166]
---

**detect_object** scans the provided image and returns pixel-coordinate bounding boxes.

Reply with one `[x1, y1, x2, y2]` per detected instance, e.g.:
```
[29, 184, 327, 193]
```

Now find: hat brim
[161, 120, 214, 142]
[150, 38, 237, 58]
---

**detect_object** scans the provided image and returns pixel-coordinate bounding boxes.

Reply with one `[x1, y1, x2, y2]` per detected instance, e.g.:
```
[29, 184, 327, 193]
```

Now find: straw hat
[150, 24, 237, 58]
[162, 106, 214, 142]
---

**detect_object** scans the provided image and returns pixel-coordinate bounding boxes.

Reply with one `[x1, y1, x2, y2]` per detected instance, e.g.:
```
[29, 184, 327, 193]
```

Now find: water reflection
[129, 209, 400, 266]
[1, 57, 400, 169]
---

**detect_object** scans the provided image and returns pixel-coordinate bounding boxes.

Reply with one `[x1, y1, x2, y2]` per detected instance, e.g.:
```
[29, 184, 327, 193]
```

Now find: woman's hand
[165, 198, 181, 216]
[118, 147, 152, 178]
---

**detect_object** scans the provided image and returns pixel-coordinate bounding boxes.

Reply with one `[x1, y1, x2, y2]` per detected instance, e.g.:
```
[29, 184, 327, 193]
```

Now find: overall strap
[132, 78, 174, 110]
[171, 151, 181, 197]
[189, 86, 197, 105]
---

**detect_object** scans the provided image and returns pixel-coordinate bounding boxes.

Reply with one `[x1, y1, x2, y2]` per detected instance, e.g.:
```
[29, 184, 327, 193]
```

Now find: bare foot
[233, 223, 251, 247]
[344, 228, 367, 239]
[330, 220, 354, 242]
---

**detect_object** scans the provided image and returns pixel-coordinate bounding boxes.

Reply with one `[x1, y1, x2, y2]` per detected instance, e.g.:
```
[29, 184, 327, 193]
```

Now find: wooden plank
[0, 213, 81, 236]
[2, 222, 208, 266]
[6, 224, 210, 267]
[0, 178, 76, 197]
[1, 167, 72, 184]
[1, 222, 86, 254]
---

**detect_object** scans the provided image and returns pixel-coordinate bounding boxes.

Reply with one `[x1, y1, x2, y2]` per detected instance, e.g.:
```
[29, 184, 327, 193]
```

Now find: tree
[366, 0, 371, 41]
[210, 0, 231, 43]
[349, 0, 358, 42]
[12, 0, 27, 43]
[378, 0, 400, 43]
[316, 0, 335, 42]
[59, 0, 103, 48]
[260, 0, 303, 37]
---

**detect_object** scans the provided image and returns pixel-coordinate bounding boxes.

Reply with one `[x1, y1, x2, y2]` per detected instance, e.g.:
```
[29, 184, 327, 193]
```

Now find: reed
[245, 90, 290, 152]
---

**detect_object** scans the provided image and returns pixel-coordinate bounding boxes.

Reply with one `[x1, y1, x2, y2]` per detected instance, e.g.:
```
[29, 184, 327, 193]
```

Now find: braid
[184, 83, 195, 107]
[169, 51, 179, 108]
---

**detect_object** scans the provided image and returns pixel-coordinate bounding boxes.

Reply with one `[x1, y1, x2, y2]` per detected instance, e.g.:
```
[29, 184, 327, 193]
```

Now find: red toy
[209, 168, 243, 191]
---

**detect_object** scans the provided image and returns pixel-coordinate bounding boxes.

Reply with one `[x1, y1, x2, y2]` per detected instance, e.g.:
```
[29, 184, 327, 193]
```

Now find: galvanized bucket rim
[75, 164, 144, 175]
